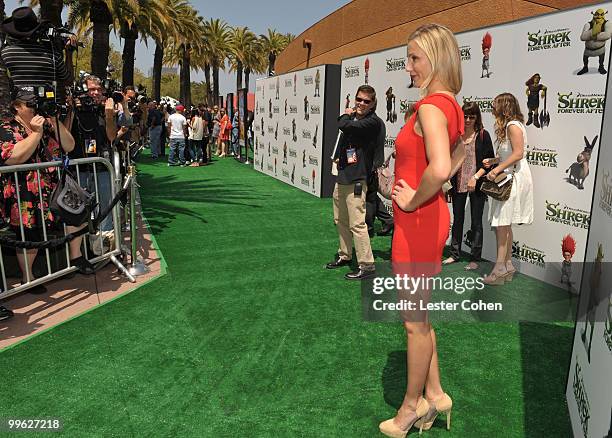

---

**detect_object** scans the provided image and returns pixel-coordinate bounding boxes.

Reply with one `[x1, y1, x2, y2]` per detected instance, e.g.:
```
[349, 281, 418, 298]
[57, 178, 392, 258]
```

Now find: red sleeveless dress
[392, 93, 464, 276]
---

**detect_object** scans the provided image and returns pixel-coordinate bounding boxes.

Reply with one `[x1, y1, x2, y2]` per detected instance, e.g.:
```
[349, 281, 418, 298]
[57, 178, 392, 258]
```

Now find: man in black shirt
[66, 75, 126, 267]
[326, 85, 384, 280]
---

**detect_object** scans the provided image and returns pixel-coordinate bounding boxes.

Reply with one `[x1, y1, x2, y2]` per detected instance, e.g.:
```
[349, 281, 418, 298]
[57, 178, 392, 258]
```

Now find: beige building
[276, 0, 602, 73]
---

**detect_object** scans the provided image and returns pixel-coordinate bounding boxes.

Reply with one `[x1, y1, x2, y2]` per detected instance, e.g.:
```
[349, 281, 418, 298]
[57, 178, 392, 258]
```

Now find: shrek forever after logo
[545, 201, 590, 229]
[345, 65, 360, 78]
[386, 57, 405, 72]
[459, 45, 471, 61]
[399, 99, 419, 114]
[572, 360, 590, 437]
[557, 92, 605, 114]
[512, 241, 546, 267]
[527, 28, 571, 51]
[526, 146, 558, 168]
[600, 170, 612, 218]
[462, 96, 494, 113]
[385, 136, 396, 149]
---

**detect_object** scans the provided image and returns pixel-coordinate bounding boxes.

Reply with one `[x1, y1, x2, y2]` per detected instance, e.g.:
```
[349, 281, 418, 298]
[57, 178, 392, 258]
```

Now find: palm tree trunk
[179, 59, 185, 104]
[236, 61, 243, 93]
[121, 22, 138, 87]
[204, 63, 212, 106]
[90, 1, 112, 79]
[212, 61, 220, 107]
[245, 67, 251, 94]
[182, 44, 191, 108]
[39, 0, 63, 27]
[0, 0, 11, 121]
[152, 41, 164, 102]
[268, 52, 276, 76]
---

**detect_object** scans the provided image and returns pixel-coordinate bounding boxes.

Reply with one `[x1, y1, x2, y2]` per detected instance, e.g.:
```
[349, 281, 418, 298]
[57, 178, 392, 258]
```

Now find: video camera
[28, 85, 61, 117]
[35, 21, 84, 52]
[102, 65, 124, 104]
[70, 74, 98, 113]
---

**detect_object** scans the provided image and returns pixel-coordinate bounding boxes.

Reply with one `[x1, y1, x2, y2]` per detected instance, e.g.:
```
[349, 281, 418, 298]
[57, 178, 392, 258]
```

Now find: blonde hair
[492, 93, 524, 144]
[408, 24, 462, 94]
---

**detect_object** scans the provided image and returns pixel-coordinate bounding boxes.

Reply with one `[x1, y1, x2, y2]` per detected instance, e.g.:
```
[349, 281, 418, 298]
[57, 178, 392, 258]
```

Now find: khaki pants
[333, 181, 375, 269]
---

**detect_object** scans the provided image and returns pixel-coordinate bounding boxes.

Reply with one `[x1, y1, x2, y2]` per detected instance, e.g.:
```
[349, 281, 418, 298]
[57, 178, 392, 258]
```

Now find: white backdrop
[565, 29, 612, 437]
[340, 3, 611, 293]
[254, 66, 327, 197]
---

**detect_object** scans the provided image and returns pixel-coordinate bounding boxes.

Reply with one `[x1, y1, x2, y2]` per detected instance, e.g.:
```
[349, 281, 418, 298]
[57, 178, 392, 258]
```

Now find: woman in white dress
[484, 93, 534, 285]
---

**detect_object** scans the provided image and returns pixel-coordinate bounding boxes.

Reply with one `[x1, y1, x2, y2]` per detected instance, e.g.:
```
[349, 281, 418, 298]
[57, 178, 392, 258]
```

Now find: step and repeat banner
[566, 46, 612, 438]
[254, 65, 340, 197]
[340, 3, 612, 293]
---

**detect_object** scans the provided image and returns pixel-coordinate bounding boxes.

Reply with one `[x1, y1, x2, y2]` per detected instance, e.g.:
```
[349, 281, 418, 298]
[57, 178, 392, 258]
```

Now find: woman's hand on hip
[392, 179, 416, 212]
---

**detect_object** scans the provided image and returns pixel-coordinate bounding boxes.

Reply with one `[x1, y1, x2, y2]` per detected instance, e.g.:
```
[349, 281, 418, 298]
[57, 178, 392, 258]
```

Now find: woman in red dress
[379, 24, 465, 437]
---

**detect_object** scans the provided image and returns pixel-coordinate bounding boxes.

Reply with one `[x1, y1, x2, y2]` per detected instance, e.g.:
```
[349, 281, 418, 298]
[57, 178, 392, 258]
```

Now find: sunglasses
[355, 97, 372, 105]
[464, 115, 477, 120]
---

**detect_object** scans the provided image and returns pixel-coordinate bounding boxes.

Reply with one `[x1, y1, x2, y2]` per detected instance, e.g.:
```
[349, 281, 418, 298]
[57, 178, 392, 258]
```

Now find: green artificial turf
[0, 153, 574, 437]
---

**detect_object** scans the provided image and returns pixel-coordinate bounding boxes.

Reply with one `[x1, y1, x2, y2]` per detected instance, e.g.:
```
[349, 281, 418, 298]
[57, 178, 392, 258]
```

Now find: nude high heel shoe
[379, 398, 430, 437]
[414, 393, 453, 431]
[483, 269, 508, 285]
[505, 262, 516, 282]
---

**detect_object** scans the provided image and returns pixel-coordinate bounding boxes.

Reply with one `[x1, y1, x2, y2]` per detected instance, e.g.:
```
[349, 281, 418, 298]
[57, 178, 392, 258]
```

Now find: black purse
[50, 159, 97, 227]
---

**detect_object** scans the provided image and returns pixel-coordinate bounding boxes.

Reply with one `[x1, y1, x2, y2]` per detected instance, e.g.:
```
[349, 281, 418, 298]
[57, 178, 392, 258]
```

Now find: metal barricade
[0, 156, 134, 301]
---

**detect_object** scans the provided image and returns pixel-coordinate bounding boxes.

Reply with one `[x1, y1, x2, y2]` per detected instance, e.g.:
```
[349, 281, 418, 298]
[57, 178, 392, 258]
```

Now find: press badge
[346, 147, 358, 164]
[86, 139, 97, 154]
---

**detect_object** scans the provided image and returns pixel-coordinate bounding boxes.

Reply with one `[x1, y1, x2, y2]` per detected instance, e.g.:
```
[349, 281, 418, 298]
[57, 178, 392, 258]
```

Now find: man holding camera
[326, 85, 384, 280]
[66, 75, 130, 258]
[1, 7, 76, 106]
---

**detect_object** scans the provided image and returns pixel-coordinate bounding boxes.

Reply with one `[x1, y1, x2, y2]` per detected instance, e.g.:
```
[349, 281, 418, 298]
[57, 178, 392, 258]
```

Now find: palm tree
[66, 0, 115, 78]
[202, 18, 229, 106]
[39, 0, 64, 26]
[284, 33, 296, 45]
[228, 26, 257, 93]
[243, 37, 264, 94]
[23, 0, 64, 27]
[259, 29, 287, 76]
[150, 0, 191, 101]
[118, 0, 169, 87]
[163, 6, 204, 107]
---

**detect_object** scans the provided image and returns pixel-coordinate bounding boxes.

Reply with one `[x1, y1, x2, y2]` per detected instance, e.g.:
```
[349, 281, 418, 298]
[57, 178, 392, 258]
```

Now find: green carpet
[0, 153, 574, 437]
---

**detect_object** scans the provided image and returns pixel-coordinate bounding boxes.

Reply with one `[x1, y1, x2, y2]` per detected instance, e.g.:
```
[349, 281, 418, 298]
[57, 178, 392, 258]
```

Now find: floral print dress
[0, 120, 61, 233]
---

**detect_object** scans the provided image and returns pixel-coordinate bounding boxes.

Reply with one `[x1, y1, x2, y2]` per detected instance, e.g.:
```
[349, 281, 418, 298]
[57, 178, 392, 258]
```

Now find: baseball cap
[175, 105, 185, 112]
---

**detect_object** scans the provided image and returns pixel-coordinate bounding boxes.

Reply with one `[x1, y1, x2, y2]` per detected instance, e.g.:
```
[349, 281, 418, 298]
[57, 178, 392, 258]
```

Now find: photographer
[0, 88, 86, 294]
[326, 85, 384, 281]
[123, 86, 144, 149]
[66, 74, 128, 257]
[1, 7, 76, 104]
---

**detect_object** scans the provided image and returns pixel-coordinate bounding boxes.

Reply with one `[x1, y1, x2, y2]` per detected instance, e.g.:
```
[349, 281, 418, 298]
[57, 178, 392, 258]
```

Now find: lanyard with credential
[330, 131, 342, 176]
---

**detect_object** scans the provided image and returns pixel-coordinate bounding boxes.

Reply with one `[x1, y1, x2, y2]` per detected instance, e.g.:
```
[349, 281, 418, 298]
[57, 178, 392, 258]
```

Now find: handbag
[481, 122, 521, 201]
[50, 162, 97, 227]
[480, 172, 513, 201]
[377, 152, 394, 199]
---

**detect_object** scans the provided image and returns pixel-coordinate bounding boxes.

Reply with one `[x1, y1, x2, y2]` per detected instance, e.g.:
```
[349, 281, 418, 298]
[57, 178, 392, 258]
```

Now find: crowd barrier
[0, 153, 145, 301]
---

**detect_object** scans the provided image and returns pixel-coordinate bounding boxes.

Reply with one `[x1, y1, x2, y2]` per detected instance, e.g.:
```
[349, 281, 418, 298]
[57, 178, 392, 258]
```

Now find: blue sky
[4, 0, 350, 94]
